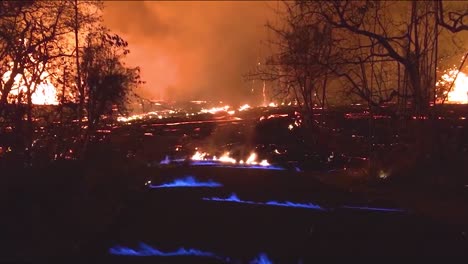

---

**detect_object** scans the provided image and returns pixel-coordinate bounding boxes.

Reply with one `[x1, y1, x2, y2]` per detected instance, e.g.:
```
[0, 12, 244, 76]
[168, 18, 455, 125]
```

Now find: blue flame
[109, 243, 279, 263]
[203, 194, 404, 213]
[203, 193, 326, 211]
[341, 205, 405, 212]
[159, 156, 171, 165]
[265, 200, 324, 210]
[250, 253, 274, 264]
[109, 243, 219, 258]
[149, 176, 222, 188]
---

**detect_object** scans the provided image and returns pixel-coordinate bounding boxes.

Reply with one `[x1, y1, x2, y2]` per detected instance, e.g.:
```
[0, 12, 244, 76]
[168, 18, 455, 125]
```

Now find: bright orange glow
[217, 152, 237, 164]
[30, 82, 58, 105]
[200, 105, 231, 114]
[438, 68, 468, 104]
[117, 111, 163, 122]
[2, 65, 59, 105]
[191, 151, 208, 160]
[268, 102, 278, 107]
[238, 104, 251, 111]
[245, 153, 257, 165]
[190, 150, 270, 166]
[447, 71, 468, 103]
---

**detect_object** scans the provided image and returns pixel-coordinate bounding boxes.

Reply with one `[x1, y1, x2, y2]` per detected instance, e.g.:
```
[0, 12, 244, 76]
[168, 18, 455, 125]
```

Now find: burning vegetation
[437, 67, 468, 104]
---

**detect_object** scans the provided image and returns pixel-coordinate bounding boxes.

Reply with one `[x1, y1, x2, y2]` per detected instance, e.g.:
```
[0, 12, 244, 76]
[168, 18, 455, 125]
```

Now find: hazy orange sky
[103, 1, 279, 104]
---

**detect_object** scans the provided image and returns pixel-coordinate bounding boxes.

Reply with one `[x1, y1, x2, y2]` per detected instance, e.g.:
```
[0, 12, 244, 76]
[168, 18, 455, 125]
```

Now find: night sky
[103, 1, 279, 104]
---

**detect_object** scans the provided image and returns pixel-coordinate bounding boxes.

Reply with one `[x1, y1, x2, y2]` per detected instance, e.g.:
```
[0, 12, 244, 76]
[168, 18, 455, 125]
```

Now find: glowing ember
[200, 105, 231, 114]
[268, 102, 278, 107]
[117, 111, 164, 122]
[238, 104, 251, 111]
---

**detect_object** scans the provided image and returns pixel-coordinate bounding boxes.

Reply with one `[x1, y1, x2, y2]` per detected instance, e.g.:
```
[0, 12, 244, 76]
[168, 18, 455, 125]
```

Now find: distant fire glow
[117, 111, 163, 122]
[159, 150, 285, 170]
[2, 66, 59, 105]
[191, 151, 272, 168]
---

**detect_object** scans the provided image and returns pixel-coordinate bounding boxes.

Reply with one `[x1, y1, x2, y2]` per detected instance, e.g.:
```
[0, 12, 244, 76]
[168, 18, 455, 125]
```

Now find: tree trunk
[74, 0, 83, 124]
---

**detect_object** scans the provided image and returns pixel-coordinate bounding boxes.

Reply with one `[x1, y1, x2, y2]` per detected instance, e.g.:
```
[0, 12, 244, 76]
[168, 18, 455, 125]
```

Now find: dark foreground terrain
[101, 167, 468, 262]
[1, 104, 468, 262]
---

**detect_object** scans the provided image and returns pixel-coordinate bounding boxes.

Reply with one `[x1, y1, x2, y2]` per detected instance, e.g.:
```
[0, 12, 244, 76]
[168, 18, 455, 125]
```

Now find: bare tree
[436, 0, 468, 33]
[79, 27, 142, 157]
[252, 2, 335, 126]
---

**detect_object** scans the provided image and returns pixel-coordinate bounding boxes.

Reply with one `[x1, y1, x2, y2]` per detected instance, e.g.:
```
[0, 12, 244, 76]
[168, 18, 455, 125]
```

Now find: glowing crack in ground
[202, 193, 326, 211]
[149, 176, 222, 188]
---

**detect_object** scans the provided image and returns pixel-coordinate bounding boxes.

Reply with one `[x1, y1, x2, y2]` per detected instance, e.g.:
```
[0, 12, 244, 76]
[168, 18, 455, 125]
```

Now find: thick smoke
[103, 1, 278, 104]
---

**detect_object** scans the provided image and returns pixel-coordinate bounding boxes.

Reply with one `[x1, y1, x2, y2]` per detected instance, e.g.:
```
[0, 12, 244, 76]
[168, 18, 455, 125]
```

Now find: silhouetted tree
[252, 2, 336, 126]
[0, 0, 139, 163]
[259, 1, 467, 116]
[79, 27, 142, 157]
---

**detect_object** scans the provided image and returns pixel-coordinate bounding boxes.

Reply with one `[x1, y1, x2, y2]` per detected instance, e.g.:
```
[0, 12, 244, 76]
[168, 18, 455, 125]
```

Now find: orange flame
[191, 150, 270, 166]
[2, 66, 59, 105]
[437, 68, 468, 104]
[446, 71, 468, 104]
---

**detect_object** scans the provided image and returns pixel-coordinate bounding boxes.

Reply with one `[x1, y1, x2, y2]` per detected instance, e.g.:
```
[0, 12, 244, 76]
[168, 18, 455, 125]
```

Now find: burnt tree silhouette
[80, 27, 142, 158]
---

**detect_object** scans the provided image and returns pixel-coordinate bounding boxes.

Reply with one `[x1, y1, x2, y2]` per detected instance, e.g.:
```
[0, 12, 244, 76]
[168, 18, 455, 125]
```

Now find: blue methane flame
[250, 253, 274, 264]
[149, 176, 222, 188]
[109, 243, 219, 258]
[265, 200, 323, 210]
[203, 193, 326, 211]
[159, 156, 171, 165]
[109, 243, 277, 263]
[341, 205, 405, 212]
